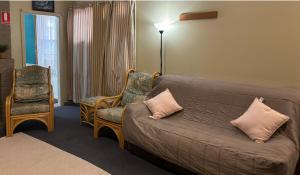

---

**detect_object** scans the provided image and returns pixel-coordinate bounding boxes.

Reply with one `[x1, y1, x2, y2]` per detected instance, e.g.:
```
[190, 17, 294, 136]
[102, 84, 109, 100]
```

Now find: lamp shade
[154, 20, 171, 32]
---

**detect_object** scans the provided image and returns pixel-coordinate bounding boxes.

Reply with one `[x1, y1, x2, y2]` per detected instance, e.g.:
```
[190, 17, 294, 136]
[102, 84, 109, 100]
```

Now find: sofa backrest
[148, 75, 300, 148]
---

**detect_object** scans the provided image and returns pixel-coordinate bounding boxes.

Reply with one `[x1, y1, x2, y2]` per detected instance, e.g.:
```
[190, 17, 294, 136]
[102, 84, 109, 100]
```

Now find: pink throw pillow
[231, 98, 289, 143]
[144, 89, 183, 119]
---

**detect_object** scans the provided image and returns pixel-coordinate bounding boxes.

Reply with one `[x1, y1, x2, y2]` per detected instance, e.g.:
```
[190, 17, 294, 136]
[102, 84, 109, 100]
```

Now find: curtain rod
[69, 1, 108, 9]
[68, 0, 134, 9]
[69, 4, 92, 9]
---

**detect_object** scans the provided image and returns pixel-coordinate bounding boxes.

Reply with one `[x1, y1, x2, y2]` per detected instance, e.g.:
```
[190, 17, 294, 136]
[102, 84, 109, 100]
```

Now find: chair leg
[94, 118, 124, 149]
[48, 126, 53, 132]
[87, 110, 92, 125]
[113, 127, 124, 149]
[94, 119, 99, 138]
[48, 124, 54, 132]
[80, 104, 93, 126]
[80, 104, 83, 125]
[118, 131, 125, 149]
[6, 130, 13, 137]
[48, 113, 54, 132]
[6, 118, 13, 137]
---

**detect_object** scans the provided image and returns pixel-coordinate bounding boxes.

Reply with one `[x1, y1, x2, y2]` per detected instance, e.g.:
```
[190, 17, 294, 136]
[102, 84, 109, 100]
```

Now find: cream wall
[0, 1, 11, 58]
[9, 1, 72, 103]
[136, 1, 300, 88]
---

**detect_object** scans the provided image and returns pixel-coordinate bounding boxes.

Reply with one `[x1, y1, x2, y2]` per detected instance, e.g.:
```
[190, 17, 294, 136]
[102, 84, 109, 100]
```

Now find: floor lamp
[154, 21, 171, 75]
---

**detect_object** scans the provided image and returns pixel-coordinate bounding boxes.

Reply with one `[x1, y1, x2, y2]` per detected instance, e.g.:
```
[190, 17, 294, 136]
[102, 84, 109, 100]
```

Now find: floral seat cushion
[80, 96, 107, 106]
[11, 101, 50, 116]
[121, 72, 153, 106]
[14, 65, 49, 103]
[96, 107, 124, 124]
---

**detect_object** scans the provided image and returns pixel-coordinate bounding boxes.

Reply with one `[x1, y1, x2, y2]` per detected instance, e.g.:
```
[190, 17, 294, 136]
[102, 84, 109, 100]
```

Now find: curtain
[66, 9, 73, 101]
[102, 1, 136, 96]
[36, 15, 59, 100]
[90, 3, 110, 96]
[67, 1, 135, 103]
[72, 7, 93, 103]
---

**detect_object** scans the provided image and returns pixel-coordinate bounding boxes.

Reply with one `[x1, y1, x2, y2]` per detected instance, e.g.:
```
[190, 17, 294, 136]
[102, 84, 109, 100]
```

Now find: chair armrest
[152, 72, 160, 80]
[5, 95, 12, 107]
[94, 95, 121, 109]
[5, 94, 12, 119]
[93, 96, 121, 121]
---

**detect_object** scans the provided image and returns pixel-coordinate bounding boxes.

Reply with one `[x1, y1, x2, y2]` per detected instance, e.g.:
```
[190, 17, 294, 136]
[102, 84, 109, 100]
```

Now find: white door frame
[20, 9, 62, 106]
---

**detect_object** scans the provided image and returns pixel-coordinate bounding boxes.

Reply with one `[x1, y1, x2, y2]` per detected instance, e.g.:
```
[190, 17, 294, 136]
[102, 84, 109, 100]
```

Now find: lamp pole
[159, 30, 164, 75]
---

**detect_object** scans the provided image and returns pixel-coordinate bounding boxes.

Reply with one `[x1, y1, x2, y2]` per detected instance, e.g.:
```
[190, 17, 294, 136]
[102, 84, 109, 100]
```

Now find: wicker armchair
[5, 65, 54, 136]
[94, 69, 159, 149]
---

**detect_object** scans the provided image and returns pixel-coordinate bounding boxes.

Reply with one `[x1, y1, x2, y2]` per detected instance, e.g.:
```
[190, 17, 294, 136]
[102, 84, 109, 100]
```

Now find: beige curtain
[91, 3, 110, 96]
[72, 6, 93, 103]
[66, 9, 73, 101]
[67, 1, 135, 103]
[102, 1, 136, 96]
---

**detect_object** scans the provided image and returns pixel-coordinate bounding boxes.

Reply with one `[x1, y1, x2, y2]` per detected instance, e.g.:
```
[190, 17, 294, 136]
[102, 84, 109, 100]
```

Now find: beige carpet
[0, 133, 110, 175]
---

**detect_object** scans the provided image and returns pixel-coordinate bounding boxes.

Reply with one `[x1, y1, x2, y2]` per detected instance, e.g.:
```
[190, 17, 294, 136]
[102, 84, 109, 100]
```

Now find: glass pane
[36, 15, 59, 101]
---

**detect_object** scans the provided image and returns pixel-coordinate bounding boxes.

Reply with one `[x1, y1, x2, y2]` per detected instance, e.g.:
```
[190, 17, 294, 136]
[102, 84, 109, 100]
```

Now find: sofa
[123, 75, 300, 175]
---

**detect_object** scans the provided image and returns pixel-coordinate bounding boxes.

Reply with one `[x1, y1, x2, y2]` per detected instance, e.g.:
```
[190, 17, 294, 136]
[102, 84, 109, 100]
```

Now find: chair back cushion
[121, 71, 153, 106]
[14, 65, 50, 102]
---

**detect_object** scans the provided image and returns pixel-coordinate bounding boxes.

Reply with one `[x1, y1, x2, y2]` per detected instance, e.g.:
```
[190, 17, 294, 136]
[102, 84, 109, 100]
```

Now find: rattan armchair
[93, 69, 159, 149]
[5, 65, 54, 137]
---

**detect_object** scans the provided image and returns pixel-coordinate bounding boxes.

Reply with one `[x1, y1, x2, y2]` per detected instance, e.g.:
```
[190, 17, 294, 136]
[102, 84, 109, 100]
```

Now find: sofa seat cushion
[11, 101, 50, 116]
[96, 107, 124, 124]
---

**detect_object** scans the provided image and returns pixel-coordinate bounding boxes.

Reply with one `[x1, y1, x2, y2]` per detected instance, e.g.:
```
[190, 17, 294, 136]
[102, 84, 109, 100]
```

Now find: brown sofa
[123, 75, 300, 175]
